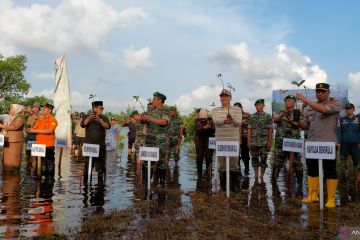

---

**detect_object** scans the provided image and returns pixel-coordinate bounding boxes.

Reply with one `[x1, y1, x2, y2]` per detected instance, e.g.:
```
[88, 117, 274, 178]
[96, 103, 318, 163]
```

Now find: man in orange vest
[27, 103, 58, 176]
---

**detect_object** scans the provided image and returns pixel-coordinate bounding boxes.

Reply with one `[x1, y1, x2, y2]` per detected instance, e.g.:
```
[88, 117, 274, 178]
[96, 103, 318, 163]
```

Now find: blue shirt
[336, 115, 360, 143]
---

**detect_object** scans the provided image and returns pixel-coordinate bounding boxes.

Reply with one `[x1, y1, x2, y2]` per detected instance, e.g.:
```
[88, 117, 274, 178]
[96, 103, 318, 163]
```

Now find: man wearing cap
[212, 89, 242, 192]
[296, 83, 341, 208]
[25, 102, 41, 162]
[247, 99, 273, 183]
[81, 101, 110, 181]
[336, 103, 360, 169]
[272, 95, 308, 188]
[141, 92, 169, 186]
[27, 103, 58, 176]
[166, 106, 184, 164]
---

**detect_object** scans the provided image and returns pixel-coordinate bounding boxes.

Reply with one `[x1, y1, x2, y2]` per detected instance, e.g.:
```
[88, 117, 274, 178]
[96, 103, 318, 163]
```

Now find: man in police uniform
[296, 83, 341, 208]
[247, 99, 273, 183]
[336, 103, 360, 170]
[141, 92, 169, 186]
[272, 95, 308, 187]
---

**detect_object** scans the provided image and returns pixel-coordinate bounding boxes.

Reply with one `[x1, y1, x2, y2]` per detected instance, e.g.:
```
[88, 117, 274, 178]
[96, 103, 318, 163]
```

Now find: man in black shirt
[81, 101, 110, 182]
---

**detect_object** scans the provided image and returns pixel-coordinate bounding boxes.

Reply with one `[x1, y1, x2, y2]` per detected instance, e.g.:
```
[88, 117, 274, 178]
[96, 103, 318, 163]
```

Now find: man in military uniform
[336, 103, 360, 170]
[131, 110, 146, 164]
[25, 102, 41, 162]
[166, 106, 184, 164]
[272, 95, 308, 187]
[247, 99, 273, 183]
[296, 83, 341, 208]
[141, 92, 169, 186]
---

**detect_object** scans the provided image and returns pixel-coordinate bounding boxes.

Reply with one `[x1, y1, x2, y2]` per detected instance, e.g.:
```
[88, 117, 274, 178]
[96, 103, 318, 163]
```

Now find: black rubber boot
[231, 171, 241, 193]
[244, 159, 250, 176]
[196, 161, 203, 179]
[220, 171, 226, 191]
[159, 168, 166, 187]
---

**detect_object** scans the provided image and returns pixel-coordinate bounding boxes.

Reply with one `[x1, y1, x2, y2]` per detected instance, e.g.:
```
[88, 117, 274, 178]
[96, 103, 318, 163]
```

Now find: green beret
[284, 95, 296, 101]
[254, 99, 265, 105]
[168, 106, 177, 111]
[195, 108, 201, 113]
[130, 110, 139, 117]
[153, 92, 166, 101]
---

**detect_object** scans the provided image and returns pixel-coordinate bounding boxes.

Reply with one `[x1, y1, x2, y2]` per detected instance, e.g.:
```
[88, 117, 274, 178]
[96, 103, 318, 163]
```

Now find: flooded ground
[0, 138, 359, 239]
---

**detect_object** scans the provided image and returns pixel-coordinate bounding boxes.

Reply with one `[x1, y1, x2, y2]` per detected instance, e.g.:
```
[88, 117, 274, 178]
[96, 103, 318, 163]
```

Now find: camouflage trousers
[250, 146, 269, 168]
[166, 143, 180, 162]
[273, 145, 303, 171]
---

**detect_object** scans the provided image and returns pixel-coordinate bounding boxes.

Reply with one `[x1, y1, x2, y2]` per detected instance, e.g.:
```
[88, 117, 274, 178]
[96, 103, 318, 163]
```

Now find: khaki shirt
[212, 106, 242, 142]
[304, 98, 341, 142]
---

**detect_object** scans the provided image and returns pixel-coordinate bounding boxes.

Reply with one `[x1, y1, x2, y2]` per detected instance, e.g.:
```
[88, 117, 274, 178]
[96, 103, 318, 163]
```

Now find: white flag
[54, 55, 72, 146]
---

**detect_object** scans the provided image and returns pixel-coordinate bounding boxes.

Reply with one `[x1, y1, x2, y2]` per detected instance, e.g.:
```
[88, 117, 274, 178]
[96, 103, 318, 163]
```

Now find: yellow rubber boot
[325, 179, 338, 208]
[302, 176, 319, 203]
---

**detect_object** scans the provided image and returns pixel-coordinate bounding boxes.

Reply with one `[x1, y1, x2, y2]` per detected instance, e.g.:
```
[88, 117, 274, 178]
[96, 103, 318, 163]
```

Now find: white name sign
[0, 134, 4, 147]
[208, 137, 216, 149]
[305, 141, 336, 160]
[27, 141, 36, 150]
[56, 138, 67, 148]
[31, 144, 46, 157]
[82, 143, 100, 157]
[282, 138, 304, 153]
[216, 141, 239, 157]
[139, 147, 159, 161]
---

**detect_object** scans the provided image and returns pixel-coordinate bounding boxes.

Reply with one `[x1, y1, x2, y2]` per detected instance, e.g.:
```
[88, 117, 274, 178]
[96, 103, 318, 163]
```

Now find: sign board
[208, 137, 216, 149]
[139, 147, 159, 161]
[82, 143, 100, 157]
[282, 138, 304, 153]
[27, 141, 36, 150]
[0, 134, 4, 147]
[216, 141, 239, 157]
[31, 144, 46, 157]
[305, 141, 336, 160]
[56, 138, 67, 148]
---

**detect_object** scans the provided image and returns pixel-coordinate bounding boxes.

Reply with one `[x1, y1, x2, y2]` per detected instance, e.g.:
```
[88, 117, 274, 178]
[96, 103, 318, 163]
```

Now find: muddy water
[0, 138, 357, 238]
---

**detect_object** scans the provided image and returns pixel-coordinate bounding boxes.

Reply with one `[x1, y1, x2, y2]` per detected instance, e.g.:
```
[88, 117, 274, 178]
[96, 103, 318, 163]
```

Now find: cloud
[174, 85, 223, 113]
[208, 43, 327, 109]
[0, 0, 149, 54]
[32, 72, 54, 81]
[177, 13, 211, 28]
[121, 46, 154, 69]
[348, 72, 360, 106]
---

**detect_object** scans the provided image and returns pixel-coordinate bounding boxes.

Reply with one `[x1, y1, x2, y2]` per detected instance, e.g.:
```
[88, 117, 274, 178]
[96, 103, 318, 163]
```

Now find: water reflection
[0, 141, 357, 238]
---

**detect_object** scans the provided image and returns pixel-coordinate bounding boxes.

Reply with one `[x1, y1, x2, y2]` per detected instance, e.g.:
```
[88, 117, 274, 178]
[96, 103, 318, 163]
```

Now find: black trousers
[195, 136, 213, 167]
[41, 147, 55, 177]
[306, 158, 337, 179]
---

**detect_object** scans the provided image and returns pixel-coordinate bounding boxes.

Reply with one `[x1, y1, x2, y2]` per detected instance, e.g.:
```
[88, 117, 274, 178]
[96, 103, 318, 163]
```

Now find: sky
[1, 0, 360, 114]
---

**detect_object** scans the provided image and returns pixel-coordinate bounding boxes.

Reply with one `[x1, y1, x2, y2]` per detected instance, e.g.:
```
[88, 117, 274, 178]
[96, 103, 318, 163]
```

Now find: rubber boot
[159, 168, 166, 187]
[196, 161, 203, 179]
[243, 158, 250, 176]
[231, 171, 241, 193]
[302, 176, 319, 203]
[272, 167, 279, 182]
[325, 179, 338, 208]
[219, 171, 226, 191]
[295, 170, 303, 197]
